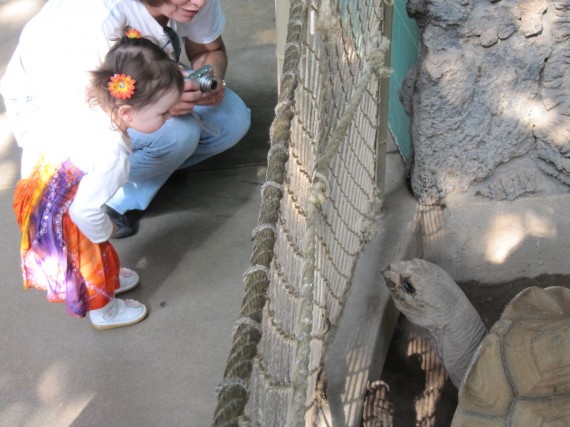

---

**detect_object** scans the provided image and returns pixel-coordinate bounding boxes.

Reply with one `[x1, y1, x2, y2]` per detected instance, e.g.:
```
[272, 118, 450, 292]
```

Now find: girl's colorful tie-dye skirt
[13, 158, 120, 317]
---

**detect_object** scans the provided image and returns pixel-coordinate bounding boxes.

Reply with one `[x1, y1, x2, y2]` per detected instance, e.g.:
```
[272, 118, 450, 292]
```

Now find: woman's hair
[139, 0, 168, 6]
[89, 36, 184, 114]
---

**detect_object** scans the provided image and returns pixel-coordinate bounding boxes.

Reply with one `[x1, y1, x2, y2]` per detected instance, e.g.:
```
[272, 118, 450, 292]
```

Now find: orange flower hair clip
[125, 28, 142, 38]
[108, 74, 136, 100]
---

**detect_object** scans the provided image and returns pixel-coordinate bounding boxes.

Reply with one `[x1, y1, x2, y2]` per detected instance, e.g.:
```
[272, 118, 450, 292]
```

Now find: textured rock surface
[406, 0, 570, 205]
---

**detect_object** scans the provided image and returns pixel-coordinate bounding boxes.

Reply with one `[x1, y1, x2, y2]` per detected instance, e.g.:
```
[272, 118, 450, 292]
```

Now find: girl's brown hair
[89, 36, 184, 115]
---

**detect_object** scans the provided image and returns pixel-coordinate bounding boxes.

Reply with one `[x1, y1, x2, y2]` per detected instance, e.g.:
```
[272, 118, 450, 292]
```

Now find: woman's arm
[170, 36, 228, 116]
[185, 36, 227, 80]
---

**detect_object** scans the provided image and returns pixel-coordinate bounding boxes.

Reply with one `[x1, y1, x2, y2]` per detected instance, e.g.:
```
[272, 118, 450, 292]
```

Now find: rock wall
[404, 0, 570, 205]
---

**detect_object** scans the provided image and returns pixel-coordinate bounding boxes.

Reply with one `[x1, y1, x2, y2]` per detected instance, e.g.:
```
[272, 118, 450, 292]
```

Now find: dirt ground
[362, 274, 570, 427]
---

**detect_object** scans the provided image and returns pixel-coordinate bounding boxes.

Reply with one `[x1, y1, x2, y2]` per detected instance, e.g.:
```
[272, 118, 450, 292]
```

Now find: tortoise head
[382, 258, 464, 329]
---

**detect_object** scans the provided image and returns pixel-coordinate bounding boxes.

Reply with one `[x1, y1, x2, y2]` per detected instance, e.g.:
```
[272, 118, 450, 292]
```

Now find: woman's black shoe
[105, 206, 135, 238]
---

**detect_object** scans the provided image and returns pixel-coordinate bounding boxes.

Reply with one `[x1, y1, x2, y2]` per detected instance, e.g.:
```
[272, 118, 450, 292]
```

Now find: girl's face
[151, 0, 206, 23]
[124, 88, 180, 134]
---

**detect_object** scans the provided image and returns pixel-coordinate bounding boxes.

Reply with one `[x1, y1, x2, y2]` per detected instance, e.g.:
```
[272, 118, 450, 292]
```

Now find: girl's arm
[68, 144, 129, 243]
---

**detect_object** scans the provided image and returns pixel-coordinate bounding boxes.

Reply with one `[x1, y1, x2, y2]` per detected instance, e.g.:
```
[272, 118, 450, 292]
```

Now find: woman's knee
[127, 117, 201, 180]
[225, 90, 251, 141]
[200, 90, 250, 145]
[129, 116, 201, 162]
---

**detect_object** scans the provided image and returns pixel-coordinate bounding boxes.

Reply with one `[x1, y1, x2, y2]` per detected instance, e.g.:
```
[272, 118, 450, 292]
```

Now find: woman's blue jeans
[106, 88, 251, 214]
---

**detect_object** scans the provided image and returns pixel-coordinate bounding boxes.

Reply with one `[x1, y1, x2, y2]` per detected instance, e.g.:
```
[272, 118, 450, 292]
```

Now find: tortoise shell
[451, 286, 570, 426]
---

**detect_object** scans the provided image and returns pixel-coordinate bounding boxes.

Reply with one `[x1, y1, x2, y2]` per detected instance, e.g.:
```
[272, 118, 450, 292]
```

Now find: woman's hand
[170, 76, 225, 116]
[170, 79, 201, 116]
[195, 74, 225, 107]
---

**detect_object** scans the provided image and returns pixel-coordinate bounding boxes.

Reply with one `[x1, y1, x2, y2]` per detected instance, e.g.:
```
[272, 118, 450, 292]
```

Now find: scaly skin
[382, 258, 487, 388]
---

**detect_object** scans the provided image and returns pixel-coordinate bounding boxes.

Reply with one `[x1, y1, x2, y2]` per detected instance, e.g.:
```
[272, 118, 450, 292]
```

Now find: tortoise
[382, 258, 570, 426]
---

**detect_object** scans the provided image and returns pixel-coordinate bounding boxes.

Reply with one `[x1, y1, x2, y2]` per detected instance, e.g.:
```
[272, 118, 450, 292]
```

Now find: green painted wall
[388, 0, 419, 162]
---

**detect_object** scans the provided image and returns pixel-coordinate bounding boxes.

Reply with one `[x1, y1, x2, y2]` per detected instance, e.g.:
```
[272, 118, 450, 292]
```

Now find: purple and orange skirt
[13, 158, 120, 317]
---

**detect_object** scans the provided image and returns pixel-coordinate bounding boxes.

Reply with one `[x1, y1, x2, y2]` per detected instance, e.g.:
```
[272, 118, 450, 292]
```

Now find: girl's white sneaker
[89, 298, 147, 330]
[115, 268, 140, 295]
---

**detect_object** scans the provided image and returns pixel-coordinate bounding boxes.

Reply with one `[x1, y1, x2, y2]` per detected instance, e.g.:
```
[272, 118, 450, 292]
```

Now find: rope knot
[215, 378, 250, 397]
[366, 35, 392, 78]
[308, 172, 330, 206]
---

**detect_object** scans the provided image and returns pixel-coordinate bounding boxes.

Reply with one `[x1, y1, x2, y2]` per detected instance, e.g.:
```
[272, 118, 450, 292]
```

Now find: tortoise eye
[401, 280, 416, 294]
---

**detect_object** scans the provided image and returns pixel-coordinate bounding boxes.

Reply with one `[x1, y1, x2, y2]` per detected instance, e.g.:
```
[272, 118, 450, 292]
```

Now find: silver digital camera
[184, 64, 218, 92]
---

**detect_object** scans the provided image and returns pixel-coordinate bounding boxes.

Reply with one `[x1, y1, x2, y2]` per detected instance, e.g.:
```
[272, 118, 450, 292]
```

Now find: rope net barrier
[213, 0, 390, 425]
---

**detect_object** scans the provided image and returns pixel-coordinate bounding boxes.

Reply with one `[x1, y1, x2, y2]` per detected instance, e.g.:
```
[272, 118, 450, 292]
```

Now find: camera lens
[200, 77, 218, 92]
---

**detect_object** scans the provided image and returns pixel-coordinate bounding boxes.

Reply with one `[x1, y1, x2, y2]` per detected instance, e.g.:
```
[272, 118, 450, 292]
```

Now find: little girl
[13, 33, 184, 330]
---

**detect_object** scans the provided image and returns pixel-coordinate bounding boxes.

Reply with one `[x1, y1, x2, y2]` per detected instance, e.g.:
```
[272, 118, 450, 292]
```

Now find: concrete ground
[0, 0, 277, 426]
[7, 2, 567, 425]
[0, 2, 425, 426]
